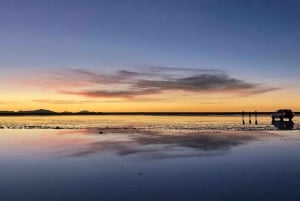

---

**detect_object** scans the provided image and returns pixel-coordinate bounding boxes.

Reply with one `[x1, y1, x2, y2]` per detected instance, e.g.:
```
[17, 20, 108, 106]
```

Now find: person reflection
[272, 120, 294, 130]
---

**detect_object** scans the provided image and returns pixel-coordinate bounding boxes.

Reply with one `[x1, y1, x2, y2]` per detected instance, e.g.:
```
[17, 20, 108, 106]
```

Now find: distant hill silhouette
[18, 109, 56, 114]
[0, 109, 99, 116]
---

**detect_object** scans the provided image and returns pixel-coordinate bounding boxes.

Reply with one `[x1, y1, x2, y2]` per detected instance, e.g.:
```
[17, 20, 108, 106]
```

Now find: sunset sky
[1, 0, 300, 112]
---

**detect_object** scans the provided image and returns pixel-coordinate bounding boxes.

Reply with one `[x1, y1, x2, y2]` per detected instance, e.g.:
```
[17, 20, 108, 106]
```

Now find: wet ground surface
[0, 115, 299, 130]
[0, 129, 300, 201]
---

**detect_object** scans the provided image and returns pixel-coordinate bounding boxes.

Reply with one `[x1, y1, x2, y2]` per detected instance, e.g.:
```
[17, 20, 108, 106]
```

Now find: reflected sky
[59, 129, 261, 159]
[0, 129, 262, 159]
[1, 129, 300, 201]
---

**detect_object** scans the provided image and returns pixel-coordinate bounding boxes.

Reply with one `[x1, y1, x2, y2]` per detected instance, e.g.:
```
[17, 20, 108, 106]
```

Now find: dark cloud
[30, 66, 278, 99]
[59, 88, 160, 99]
[62, 68, 155, 85]
[58, 67, 278, 99]
[141, 65, 225, 74]
[137, 74, 279, 95]
[136, 74, 255, 91]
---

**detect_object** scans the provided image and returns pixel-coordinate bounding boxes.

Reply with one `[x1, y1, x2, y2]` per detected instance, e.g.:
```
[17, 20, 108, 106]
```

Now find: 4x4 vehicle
[271, 109, 294, 121]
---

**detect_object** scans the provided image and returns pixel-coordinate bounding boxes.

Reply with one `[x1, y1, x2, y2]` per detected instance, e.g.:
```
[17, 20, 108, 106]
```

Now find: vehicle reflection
[272, 120, 294, 130]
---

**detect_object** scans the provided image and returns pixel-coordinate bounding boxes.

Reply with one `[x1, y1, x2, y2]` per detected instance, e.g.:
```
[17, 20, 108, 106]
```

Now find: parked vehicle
[271, 109, 294, 121]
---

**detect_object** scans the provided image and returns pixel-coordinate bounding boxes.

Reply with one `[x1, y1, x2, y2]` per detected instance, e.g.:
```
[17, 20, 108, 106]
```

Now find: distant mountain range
[0, 109, 99, 115]
[18, 109, 57, 114]
[0, 109, 299, 116]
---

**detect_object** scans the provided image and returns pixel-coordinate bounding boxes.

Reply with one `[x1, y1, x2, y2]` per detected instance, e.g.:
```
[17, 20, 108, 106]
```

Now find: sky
[0, 0, 300, 112]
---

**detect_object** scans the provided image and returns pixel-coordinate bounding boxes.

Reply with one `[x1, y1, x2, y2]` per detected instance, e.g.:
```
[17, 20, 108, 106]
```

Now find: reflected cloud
[61, 130, 262, 159]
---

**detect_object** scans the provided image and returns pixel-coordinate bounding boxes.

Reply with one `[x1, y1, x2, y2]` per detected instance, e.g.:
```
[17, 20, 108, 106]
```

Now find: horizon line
[0, 110, 299, 116]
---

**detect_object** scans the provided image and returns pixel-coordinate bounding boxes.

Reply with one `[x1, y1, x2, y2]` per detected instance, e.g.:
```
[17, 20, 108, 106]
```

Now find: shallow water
[0, 115, 298, 130]
[1, 129, 300, 201]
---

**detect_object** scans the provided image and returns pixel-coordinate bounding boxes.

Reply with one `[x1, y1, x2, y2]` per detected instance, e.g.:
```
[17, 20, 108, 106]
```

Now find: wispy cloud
[57, 66, 279, 99]
[32, 99, 100, 104]
[0, 101, 21, 103]
[59, 88, 160, 99]
[17, 66, 279, 100]
[141, 65, 225, 74]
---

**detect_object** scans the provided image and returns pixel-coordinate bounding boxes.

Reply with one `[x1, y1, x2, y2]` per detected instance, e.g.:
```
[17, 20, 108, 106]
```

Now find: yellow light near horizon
[1, 85, 300, 112]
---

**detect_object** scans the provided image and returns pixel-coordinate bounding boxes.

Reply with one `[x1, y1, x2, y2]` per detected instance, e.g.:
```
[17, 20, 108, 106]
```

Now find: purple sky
[0, 0, 300, 111]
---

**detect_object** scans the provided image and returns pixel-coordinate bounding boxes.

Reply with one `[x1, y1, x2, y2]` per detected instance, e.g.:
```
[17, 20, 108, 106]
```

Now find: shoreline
[1, 112, 299, 116]
[0, 126, 296, 131]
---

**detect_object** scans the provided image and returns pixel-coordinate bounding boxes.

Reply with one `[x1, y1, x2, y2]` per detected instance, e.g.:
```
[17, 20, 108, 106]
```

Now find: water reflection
[62, 130, 262, 158]
[0, 129, 273, 160]
[272, 120, 294, 130]
[1, 129, 300, 201]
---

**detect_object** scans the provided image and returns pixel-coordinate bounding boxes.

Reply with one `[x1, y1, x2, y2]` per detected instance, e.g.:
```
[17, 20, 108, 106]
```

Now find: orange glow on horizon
[1, 70, 300, 112]
[1, 92, 300, 113]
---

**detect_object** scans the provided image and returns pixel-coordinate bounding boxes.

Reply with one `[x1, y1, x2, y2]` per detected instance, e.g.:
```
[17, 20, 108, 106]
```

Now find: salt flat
[0, 129, 300, 201]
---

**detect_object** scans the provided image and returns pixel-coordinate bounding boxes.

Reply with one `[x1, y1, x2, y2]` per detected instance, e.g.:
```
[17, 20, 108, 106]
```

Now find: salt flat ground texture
[0, 115, 298, 130]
